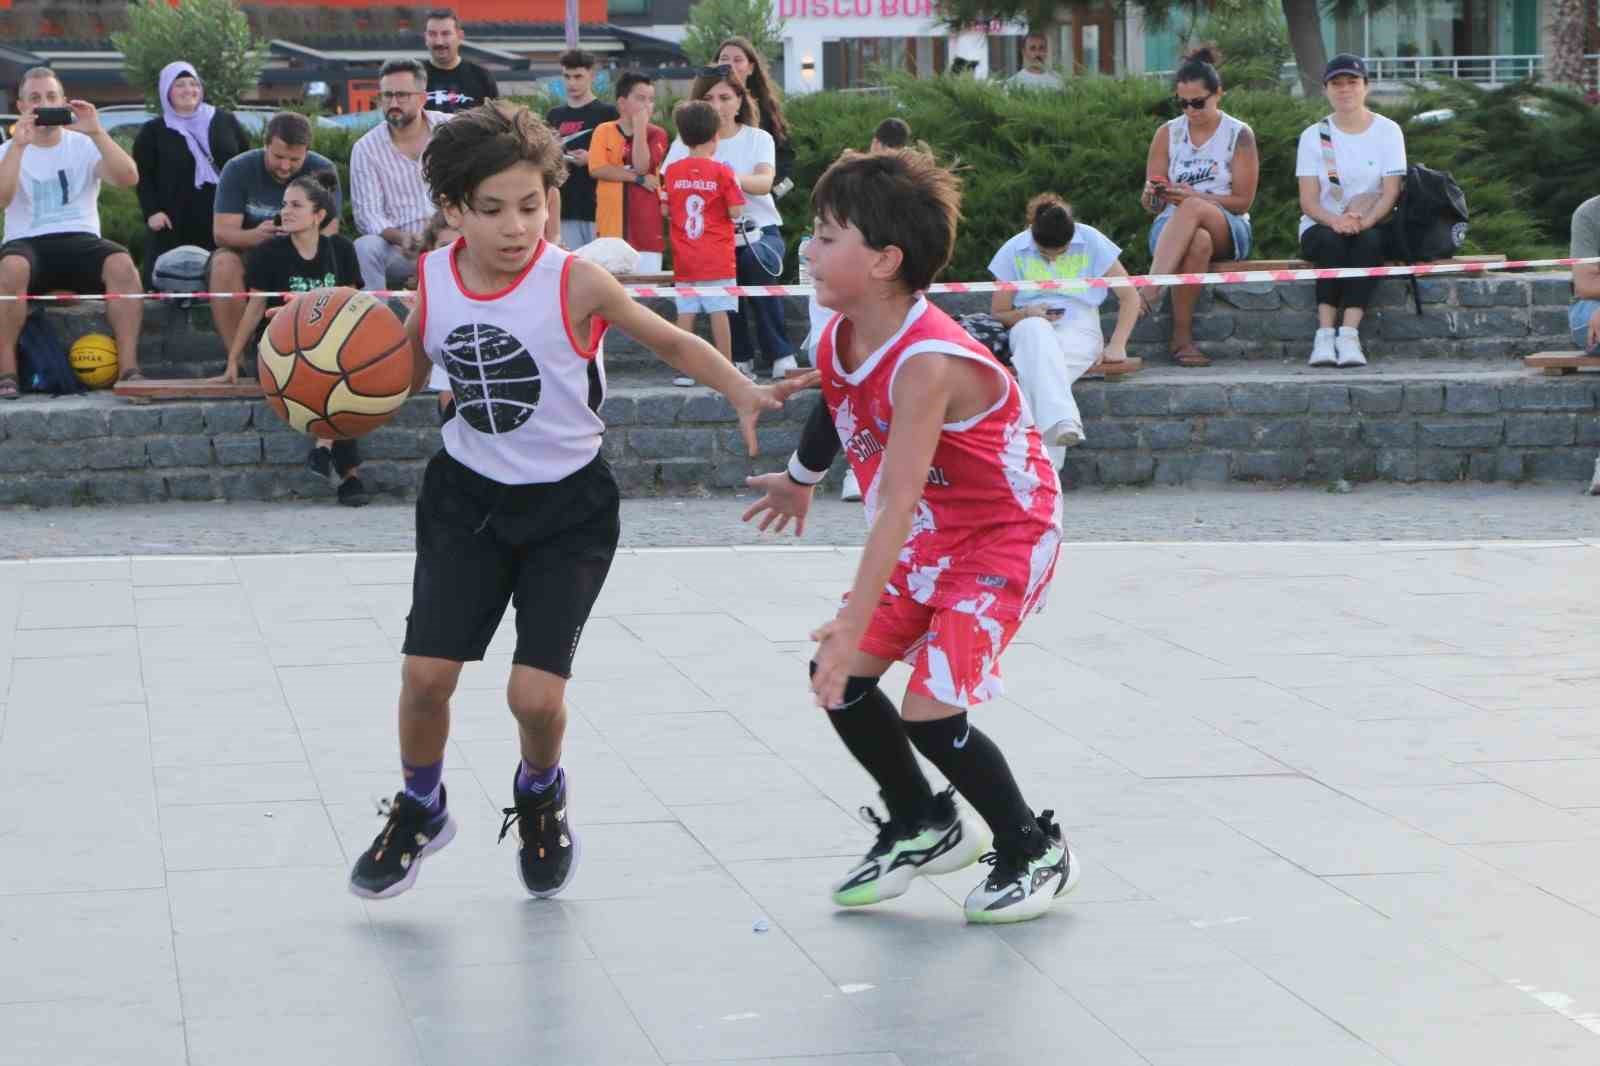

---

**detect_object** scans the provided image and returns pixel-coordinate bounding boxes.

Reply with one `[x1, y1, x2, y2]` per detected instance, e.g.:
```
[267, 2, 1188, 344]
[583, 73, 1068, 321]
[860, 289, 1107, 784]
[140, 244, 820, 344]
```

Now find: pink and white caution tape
[4, 255, 1595, 302]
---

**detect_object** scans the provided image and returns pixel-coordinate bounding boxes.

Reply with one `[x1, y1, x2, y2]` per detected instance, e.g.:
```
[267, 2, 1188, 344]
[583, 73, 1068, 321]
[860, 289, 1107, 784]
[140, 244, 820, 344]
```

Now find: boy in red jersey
[662, 100, 745, 384]
[744, 149, 1073, 924]
[348, 102, 798, 902]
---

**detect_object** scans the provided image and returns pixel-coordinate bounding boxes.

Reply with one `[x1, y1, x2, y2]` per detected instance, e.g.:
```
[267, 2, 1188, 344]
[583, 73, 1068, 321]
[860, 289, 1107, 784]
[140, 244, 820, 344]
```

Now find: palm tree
[1545, 0, 1591, 92]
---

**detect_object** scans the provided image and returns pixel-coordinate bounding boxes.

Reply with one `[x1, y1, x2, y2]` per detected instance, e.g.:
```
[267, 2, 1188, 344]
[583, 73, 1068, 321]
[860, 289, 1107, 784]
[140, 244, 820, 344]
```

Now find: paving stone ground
[4, 493, 1600, 1065]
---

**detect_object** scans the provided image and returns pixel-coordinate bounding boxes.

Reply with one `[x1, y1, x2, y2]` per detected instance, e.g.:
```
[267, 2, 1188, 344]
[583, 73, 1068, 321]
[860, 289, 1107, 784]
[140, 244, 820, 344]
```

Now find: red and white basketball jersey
[417, 239, 608, 484]
[817, 298, 1063, 620]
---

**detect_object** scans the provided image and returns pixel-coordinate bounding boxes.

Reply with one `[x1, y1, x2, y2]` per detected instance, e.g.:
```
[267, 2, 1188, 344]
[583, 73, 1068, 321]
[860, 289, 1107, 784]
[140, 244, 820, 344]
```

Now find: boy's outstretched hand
[742, 472, 815, 535]
[732, 370, 819, 456]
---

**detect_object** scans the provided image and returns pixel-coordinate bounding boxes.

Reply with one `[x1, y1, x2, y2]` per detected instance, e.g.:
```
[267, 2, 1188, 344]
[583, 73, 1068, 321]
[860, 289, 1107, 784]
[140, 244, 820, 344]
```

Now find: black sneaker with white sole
[305, 445, 335, 484]
[499, 768, 581, 898]
[832, 787, 987, 907]
[349, 787, 456, 899]
[963, 810, 1077, 924]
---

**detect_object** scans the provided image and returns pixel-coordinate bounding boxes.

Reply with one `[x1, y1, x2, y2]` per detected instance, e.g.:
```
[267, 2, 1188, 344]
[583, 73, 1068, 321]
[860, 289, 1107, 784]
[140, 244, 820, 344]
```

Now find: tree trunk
[1546, 0, 1590, 92]
[1280, 0, 1328, 98]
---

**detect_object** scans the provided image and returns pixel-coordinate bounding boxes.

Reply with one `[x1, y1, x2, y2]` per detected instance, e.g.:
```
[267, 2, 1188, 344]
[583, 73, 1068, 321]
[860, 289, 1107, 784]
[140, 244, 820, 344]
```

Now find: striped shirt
[350, 111, 447, 238]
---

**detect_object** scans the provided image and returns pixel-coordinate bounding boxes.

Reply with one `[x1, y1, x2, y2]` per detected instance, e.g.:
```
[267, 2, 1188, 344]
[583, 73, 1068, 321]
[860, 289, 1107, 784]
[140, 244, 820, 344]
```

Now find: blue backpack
[18, 309, 85, 396]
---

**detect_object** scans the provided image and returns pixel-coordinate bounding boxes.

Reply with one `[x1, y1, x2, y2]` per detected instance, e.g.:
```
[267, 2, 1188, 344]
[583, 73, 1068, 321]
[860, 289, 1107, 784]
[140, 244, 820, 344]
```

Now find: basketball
[69, 333, 119, 389]
[257, 287, 412, 439]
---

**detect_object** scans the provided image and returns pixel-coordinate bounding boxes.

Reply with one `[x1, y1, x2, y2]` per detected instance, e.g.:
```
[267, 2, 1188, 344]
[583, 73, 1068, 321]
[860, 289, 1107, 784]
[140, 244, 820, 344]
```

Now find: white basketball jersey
[1166, 112, 1249, 204]
[418, 239, 608, 484]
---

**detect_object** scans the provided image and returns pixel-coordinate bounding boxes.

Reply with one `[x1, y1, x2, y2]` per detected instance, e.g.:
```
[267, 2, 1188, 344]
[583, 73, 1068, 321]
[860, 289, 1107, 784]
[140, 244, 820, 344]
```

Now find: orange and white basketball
[257, 287, 412, 439]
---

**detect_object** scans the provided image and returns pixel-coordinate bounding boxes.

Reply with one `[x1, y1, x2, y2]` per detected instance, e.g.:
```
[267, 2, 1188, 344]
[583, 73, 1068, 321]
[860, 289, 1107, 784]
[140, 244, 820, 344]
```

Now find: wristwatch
[633, 173, 647, 188]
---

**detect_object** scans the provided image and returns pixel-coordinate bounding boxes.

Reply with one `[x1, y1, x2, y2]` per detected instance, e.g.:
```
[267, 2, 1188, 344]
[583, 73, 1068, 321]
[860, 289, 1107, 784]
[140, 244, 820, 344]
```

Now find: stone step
[2, 359, 1596, 508]
[40, 272, 1578, 378]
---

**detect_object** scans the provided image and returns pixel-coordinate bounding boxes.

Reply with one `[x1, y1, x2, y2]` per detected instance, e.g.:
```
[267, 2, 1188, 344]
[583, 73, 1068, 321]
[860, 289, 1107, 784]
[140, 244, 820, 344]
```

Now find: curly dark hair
[811, 149, 961, 294]
[422, 101, 567, 209]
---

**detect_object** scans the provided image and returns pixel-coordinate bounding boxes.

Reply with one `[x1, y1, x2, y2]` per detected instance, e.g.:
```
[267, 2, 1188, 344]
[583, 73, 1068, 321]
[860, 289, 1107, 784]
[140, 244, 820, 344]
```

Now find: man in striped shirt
[350, 58, 448, 290]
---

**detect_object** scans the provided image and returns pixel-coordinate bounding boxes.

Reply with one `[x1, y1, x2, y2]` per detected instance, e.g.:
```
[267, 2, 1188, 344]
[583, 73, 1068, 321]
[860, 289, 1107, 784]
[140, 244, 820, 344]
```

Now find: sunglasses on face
[1176, 93, 1212, 109]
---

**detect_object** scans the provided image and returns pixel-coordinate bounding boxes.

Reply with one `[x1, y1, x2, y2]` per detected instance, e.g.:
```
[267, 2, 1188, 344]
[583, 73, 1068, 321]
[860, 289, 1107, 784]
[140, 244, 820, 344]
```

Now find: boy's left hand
[732, 371, 818, 455]
[810, 613, 865, 709]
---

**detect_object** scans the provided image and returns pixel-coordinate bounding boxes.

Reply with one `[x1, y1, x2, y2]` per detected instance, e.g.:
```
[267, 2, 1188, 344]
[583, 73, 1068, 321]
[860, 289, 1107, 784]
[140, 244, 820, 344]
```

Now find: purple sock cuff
[403, 759, 444, 801]
[516, 761, 560, 794]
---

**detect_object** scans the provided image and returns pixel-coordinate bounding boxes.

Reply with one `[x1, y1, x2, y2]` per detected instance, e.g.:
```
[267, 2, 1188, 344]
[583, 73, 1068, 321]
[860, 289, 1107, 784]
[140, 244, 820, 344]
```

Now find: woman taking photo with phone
[1139, 46, 1257, 368]
[987, 193, 1141, 467]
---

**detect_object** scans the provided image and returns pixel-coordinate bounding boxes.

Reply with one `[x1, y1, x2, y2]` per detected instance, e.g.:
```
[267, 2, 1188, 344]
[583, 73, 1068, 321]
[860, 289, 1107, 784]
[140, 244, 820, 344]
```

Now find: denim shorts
[1148, 205, 1253, 261]
[675, 278, 738, 316]
[1570, 299, 1600, 352]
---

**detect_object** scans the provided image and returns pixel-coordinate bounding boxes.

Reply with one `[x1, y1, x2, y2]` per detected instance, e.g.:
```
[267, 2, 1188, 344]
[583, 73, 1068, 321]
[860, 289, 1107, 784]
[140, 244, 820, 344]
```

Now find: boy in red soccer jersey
[661, 100, 745, 385]
[744, 149, 1074, 924]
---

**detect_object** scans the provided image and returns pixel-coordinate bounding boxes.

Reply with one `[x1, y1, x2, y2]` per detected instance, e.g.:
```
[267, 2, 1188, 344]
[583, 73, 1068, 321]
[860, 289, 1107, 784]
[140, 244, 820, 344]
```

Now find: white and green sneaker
[832, 789, 986, 908]
[963, 811, 1078, 925]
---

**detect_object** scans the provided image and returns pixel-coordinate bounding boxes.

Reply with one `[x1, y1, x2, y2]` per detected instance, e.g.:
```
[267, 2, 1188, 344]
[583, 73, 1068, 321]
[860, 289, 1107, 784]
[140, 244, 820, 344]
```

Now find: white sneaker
[1334, 328, 1367, 368]
[770, 354, 799, 379]
[1046, 419, 1084, 448]
[840, 469, 862, 502]
[1588, 457, 1600, 496]
[963, 811, 1078, 925]
[672, 376, 694, 388]
[1308, 328, 1337, 367]
[734, 361, 755, 379]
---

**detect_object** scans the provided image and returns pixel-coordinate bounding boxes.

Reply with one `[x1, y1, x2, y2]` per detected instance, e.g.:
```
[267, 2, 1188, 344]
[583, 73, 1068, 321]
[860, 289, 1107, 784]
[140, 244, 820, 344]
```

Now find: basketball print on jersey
[441, 322, 542, 435]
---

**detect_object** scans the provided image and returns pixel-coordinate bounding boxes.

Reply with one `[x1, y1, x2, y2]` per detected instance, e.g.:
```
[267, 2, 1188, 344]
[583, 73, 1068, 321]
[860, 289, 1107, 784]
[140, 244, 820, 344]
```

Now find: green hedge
[95, 79, 1580, 282]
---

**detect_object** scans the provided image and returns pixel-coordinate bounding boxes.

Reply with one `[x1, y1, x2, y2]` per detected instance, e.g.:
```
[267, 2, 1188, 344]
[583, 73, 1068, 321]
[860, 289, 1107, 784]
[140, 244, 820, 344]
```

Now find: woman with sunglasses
[1140, 47, 1257, 368]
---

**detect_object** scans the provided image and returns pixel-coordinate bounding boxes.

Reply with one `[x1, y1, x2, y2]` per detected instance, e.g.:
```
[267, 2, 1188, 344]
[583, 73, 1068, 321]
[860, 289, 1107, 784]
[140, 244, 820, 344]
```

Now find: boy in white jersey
[744, 150, 1075, 924]
[351, 103, 795, 900]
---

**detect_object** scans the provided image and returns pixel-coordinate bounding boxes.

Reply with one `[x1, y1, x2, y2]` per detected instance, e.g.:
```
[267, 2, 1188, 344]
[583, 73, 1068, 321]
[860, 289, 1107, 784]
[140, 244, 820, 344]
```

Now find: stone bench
[3, 358, 1599, 507]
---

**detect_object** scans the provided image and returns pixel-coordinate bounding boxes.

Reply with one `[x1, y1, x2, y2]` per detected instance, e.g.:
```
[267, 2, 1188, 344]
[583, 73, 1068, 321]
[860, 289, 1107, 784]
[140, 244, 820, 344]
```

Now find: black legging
[1299, 224, 1386, 312]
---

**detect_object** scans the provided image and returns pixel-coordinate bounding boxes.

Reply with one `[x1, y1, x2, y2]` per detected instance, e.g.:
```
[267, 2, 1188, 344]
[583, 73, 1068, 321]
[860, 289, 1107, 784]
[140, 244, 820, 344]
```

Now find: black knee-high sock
[821, 673, 935, 827]
[904, 713, 1040, 855]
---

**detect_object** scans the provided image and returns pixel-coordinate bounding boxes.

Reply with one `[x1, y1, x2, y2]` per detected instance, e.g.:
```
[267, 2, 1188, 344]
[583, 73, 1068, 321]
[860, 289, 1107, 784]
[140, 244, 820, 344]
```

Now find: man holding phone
[0, 67, 144, 397]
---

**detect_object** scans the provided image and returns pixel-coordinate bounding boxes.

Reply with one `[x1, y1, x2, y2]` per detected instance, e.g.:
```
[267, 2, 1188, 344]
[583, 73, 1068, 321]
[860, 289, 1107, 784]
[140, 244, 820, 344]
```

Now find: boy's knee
[402, 657, 459, 707]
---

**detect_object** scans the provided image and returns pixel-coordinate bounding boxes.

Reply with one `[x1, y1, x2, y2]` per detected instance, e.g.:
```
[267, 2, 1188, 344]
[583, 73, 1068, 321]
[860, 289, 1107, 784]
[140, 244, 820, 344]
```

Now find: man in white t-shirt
[1007, 35, 1064, 91]
[0, 68, 144, 396]
[986, 194, 1141, 465]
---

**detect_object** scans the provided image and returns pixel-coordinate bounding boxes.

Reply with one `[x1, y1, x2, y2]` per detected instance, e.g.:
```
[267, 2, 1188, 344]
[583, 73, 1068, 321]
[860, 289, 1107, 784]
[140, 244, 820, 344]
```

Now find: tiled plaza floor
[3, 542, 1600, 1065]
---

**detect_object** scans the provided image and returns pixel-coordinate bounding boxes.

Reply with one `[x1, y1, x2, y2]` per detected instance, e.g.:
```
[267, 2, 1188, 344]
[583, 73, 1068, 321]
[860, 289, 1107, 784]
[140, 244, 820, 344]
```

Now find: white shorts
[675, 278, 737, 316]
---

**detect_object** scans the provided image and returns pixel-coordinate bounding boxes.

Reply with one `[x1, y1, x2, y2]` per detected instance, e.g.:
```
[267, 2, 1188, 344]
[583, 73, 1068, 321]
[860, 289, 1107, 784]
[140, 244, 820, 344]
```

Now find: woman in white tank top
[1139, 47, 1259, 367]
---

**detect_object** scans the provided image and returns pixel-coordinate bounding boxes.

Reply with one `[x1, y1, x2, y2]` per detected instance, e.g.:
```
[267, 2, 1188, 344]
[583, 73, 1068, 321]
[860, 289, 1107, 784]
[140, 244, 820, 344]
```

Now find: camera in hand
[33, 107, 74, 127]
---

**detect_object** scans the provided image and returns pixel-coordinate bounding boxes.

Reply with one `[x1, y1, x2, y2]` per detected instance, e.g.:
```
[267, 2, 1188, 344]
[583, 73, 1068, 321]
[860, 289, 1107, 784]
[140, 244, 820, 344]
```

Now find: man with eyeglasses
[350, 58, 448, 290]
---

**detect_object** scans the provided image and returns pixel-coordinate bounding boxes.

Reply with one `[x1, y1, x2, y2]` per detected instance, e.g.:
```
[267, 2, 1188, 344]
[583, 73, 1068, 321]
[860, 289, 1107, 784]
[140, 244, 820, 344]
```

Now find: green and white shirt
[986, 224, 1122, 328]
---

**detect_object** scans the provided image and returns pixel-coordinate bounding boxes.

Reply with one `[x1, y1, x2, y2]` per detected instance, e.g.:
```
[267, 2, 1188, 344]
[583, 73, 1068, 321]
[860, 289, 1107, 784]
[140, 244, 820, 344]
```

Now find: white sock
[1316, 327, 1335, 338]
[1338, 326, 1359, 337]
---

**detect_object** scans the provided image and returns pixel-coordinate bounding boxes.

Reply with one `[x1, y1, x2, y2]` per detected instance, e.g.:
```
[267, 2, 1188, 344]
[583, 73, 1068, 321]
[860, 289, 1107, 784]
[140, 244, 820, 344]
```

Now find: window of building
[607, 0, 651, 15]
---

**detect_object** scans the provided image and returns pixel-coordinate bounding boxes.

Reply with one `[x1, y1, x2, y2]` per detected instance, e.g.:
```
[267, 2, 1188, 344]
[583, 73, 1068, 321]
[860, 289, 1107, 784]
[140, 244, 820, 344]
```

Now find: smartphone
[271, 213, 282, 228]
[33, 107, 74, 127]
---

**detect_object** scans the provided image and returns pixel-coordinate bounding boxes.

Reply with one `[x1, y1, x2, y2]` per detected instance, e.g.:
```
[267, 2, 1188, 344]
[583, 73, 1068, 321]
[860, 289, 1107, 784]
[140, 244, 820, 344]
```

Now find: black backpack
[18, 309, 85, 396]
[1382, 163, 1469, 313]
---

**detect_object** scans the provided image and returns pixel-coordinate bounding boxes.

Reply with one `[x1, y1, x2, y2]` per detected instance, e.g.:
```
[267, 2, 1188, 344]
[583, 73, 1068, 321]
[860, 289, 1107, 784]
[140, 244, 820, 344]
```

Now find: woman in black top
[213, 171, 369, 506]
[132, 61, 249, 283]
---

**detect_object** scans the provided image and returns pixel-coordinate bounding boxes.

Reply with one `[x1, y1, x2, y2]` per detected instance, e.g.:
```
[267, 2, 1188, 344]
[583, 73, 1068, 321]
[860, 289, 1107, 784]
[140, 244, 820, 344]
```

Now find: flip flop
[0, 373, 17, 400]
[1173, 345, 1211, 368]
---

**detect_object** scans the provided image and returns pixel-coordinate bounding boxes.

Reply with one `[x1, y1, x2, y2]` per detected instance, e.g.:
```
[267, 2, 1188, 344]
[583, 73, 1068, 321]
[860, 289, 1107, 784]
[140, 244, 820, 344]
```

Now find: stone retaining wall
[2, 368, 1597, 507]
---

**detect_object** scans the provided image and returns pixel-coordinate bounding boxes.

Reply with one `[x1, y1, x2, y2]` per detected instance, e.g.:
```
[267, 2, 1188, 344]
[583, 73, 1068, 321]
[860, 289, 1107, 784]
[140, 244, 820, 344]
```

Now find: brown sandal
[0, 372, 17, 399]
[1173, 345, 1211, 368]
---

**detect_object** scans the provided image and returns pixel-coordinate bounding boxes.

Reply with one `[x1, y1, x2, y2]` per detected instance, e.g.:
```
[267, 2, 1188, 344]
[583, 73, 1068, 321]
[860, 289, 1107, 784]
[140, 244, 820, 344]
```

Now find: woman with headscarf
[132, 62, 250, 283]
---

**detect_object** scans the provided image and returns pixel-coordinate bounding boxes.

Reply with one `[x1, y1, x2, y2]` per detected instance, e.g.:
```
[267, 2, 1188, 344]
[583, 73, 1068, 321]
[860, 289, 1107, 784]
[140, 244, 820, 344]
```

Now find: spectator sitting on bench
[1568, 194, 1600, 357]
[1295, 54, 1406, 369]
[209, 112, 341, 361]
[1140, 47, 1257, 368]
[0, 67, 144, 398]
[986, 194, 1140, 467]
[209, 171, 368, 507]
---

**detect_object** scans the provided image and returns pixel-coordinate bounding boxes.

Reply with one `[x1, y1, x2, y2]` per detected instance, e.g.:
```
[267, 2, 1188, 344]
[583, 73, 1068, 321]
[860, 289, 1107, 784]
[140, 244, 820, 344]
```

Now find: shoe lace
[858, 805, 904, 859]
[496, 805, 521, 844]
[977, 808, 1058, 890]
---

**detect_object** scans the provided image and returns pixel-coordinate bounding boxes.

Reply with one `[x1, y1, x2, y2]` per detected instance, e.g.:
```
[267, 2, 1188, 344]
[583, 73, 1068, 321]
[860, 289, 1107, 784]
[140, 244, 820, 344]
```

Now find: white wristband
[786, 452, 827, 486]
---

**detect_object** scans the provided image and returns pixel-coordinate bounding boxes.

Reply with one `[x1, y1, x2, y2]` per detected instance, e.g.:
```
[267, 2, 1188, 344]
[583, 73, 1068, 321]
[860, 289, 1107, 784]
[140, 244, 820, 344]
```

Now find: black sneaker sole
[348, 814, 457, 900]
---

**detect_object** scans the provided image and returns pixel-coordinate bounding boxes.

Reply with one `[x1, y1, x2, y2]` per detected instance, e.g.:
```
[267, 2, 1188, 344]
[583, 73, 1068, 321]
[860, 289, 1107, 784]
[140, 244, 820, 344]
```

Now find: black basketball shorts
[0, 232, 131, 294]
[402, 449, 620, 678]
